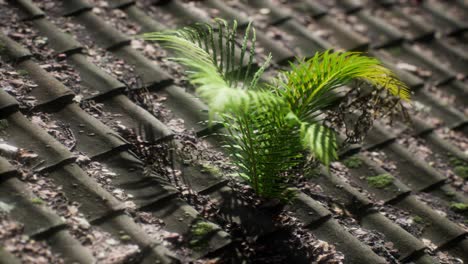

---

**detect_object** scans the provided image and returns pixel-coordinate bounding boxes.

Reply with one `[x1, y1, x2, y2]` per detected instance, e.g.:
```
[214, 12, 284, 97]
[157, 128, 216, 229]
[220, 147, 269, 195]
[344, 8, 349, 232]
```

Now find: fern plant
[142, 19, 409, 200]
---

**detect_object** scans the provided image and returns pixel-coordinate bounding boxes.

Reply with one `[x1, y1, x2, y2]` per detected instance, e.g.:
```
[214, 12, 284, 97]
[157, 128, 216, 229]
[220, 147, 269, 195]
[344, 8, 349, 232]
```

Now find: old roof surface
[0, 0, 467, 263]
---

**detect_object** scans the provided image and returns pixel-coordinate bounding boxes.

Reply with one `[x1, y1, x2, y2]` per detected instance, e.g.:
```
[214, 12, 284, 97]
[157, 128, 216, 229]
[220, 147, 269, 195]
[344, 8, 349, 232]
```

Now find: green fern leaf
[142, 19, 410, 200]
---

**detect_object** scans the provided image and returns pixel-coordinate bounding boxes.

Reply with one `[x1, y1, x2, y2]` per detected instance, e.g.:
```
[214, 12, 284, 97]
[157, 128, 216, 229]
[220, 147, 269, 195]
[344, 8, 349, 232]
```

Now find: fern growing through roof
[142, 19, 409, 199]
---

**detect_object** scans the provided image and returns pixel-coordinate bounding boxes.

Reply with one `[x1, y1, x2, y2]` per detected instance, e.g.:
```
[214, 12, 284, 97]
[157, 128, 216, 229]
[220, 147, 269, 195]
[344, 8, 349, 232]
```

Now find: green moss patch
[199, 162, 221, 175]
[120, 235, 131, 241]
[30, 198, 44, 205]
[387, 46, 402, 56]
[189, 221, 216, 250]
[450, 203, 468, 213]
[17, 69, 28, 76]
[343, 156, 363, 169]
[449, 157, 465, 167]
[412, 215, 425, 224]
[444, 190, 456, 198]
[454, 166, 468, 179]
[0, 120, 8, 131]
[0, 42, 6, 55]
[367, 174, 394, 189]
[449, 158, 468, 179]
[305, 168, 321, 179]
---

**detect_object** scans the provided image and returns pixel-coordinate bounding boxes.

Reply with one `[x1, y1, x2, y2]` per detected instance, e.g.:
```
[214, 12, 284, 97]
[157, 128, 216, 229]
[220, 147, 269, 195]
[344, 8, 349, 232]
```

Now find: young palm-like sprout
[142, 19, 409, 199]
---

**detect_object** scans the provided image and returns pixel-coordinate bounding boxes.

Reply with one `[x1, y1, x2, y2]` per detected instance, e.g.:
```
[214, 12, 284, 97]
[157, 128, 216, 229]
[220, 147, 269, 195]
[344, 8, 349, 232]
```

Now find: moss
[450, 203, 468, 213]
[120, 235, 131, 241]
[449, 157, 465, 167]
[305, 168, 321, 179]
[0, 120, 8, 131]
[343, 156, 363, 169]
[387, 46, 402, 56]
[17, 69, 28, 76]
[189, 221, 216, 250]
[199, 162, 221, 175]
[31, 198, 44, 205]
[454, 166, 468, 179]
[0, 42, 6, 55]
[191, 221, 215, 237]
[412, 215, 425, 224]
[447, 157, 468, 179]
[366, 174, 394, 189]
[444, 190, 456, 198]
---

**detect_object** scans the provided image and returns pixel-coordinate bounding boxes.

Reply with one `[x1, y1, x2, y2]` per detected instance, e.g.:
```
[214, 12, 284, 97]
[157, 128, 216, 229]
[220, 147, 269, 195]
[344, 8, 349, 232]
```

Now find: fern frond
[299, 122, 338, 166]
[142, 20, 409, 200]
[278, 51, 408, 164]
[142, 19, 259, 86]
[142, 23, 277, 120]
[282, 51, 410, 120]
[221, 107, 304, 198]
